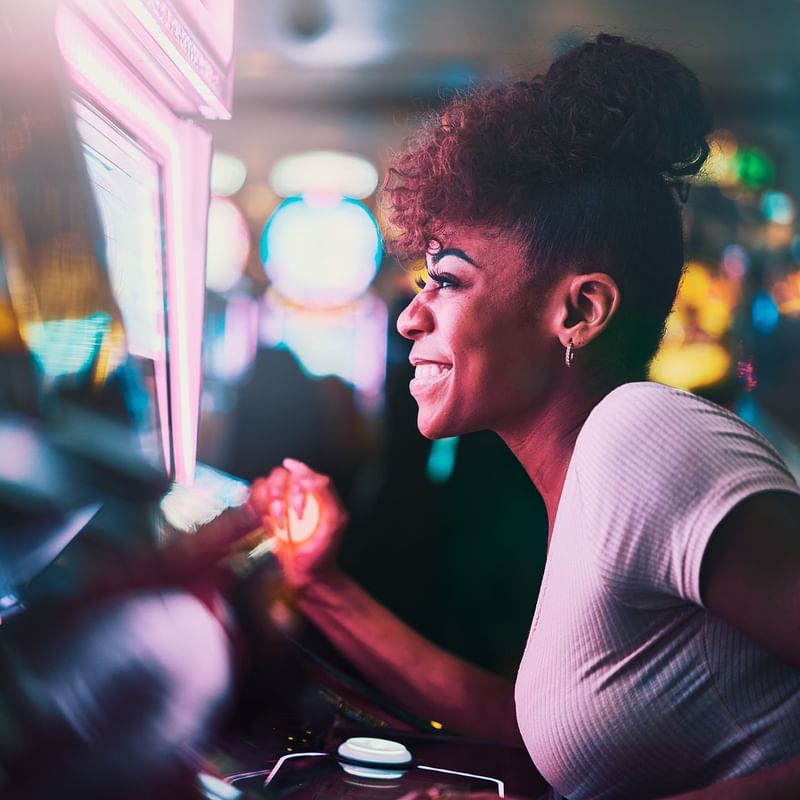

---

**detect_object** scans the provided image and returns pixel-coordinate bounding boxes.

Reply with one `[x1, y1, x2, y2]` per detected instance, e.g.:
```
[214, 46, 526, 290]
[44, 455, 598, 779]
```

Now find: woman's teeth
[414, 364, 451, 379]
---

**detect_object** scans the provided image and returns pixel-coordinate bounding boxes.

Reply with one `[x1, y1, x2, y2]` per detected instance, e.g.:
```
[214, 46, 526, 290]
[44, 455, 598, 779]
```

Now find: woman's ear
[555, 272, 621, 348]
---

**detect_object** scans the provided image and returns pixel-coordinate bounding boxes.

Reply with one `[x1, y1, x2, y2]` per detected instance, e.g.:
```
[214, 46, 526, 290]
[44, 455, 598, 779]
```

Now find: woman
[250, 35, 800, 800]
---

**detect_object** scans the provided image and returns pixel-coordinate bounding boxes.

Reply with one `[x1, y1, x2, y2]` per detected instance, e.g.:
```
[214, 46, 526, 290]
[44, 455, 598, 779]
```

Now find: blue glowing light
[426, 436, 460, 484]
[761, 191, 794, 225]
[751, 292, 780, 335]
[25, 312, 111, 378]
[260, 195, 382, 308]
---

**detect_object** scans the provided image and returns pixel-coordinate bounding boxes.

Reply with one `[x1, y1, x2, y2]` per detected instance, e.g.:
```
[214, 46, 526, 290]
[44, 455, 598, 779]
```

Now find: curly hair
[381, 34, 712, 377]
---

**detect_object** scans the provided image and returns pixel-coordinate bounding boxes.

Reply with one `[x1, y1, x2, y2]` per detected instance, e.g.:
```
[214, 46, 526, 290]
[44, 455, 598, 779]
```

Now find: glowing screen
[75, 102, 166, 361]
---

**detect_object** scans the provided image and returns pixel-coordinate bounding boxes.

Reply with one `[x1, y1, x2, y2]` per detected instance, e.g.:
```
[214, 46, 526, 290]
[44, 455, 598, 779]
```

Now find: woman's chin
[416, 410, 462, 441]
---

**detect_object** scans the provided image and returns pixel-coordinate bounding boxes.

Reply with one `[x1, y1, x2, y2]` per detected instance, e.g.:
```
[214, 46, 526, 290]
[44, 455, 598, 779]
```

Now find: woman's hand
[250, 458, 349, 591]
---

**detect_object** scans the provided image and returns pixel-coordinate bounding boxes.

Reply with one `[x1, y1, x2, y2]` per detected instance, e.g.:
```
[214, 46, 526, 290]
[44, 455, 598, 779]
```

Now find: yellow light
[411, 264, 427, 294]
[430, 720, 444, 730]
[679, 263, 713, 306]
[660, 310, 686, 346]
[779, 298, 800, 315]
[0, 299, 23, 351]
[698, 298, 733, 337]
[774, 272, 800, 316]
[695, 130, 738, 186]
[649, 342, 731, 391]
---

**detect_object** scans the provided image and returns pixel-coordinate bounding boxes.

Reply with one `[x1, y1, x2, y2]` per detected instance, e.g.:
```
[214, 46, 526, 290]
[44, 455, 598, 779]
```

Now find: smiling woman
[250, 33, 800, 800]
[397, 228, 555, 442]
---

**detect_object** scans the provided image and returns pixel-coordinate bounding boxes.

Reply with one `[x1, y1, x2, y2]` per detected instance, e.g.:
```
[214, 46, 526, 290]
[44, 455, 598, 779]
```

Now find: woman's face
[396, 226, 558, 440]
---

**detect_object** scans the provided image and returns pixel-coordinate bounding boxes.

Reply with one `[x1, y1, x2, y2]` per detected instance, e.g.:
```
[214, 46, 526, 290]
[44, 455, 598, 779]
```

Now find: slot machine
[0, 0, 238, 579]
[0, 3, 242, 796]
[56, 0, 235, 486]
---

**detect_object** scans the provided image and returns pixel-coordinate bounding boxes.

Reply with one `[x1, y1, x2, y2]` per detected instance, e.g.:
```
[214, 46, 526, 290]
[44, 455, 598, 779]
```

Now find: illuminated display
[77, 105, 165, 361]
[59, 6, 216, 485]
[25, 312, 111, 379]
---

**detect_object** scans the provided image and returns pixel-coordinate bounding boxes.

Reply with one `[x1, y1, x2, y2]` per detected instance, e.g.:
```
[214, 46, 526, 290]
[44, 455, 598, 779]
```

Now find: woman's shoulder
[574, 380, 789, 481]
[570, 385, 799, 606]
[589, 380, 735, 422]
[581, 381, 760, 449]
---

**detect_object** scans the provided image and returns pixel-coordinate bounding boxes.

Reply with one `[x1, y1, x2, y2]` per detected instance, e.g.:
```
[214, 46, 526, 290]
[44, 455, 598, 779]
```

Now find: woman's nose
[396, 292, 433, 341]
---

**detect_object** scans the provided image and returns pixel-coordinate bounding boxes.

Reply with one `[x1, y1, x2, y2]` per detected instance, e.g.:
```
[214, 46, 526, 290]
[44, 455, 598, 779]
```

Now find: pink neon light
[172, 0, 236, 64]
[121, 0, 232, 119]
[58, 6, 210, 485]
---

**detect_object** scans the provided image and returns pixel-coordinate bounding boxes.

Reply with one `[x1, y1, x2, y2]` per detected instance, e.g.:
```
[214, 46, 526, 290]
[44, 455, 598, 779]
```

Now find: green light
[732, 148, 775, 190]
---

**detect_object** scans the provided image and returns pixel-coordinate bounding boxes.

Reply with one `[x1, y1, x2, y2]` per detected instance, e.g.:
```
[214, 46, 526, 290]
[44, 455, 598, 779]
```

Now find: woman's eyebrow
[429, 248, 481, 268]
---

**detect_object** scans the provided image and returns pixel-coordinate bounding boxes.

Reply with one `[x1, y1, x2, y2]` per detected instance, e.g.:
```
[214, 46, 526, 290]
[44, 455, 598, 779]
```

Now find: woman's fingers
[255, 466, 291, 527]
[283, 457, 331, 486]
[281, 459, 338, 519]
[289, 480, 307, 518]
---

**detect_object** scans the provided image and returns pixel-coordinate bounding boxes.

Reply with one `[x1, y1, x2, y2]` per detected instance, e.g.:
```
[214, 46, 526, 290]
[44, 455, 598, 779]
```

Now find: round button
[337, 737, 412, 766]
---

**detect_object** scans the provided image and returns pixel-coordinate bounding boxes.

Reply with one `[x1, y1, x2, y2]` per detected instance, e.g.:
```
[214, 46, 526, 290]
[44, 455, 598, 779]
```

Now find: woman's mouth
[410, 362, 452, 392]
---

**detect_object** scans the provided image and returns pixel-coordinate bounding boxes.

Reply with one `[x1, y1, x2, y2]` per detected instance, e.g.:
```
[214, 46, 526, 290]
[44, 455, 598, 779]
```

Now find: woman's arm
[251, 459, 522, 745]
[660, 489, 800, 799]
[298, 568, 521, 744]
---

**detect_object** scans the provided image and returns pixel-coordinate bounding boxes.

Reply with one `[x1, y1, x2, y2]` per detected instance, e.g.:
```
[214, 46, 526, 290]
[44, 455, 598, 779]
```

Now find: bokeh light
[260, 195, 382, 308]
[270, 151, 378, 199]
[732, 147, 775, 190]
[649, 262, 741, 391]
[206, 197, 251, 294]
[649, 342, 731, 392]
[260, 290, 387, 410]
[426, 436, 459, 483]
[761, 191, 795, 225]
[697, 130, 738, 186]
[721, 244, 749, 280]
[210, 151, 247, 197]
[772, 272, 800, 316]
[752, 291, 780, 335]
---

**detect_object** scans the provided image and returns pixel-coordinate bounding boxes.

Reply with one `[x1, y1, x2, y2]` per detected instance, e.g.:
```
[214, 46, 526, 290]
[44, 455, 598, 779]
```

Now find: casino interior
[0, 1, 799, 798]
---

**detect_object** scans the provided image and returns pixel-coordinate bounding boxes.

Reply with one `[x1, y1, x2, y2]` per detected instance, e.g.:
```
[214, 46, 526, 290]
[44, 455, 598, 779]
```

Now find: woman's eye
[414, 270, 459, 292]
[427, 271, 458, 289]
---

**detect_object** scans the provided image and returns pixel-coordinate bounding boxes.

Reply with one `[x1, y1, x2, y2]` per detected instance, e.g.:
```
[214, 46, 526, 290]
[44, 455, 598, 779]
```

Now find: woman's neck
[497, 378, 624, 544]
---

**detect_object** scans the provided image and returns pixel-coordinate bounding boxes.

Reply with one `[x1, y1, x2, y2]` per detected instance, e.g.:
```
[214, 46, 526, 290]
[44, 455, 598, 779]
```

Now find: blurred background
[197, 0, 800, 674]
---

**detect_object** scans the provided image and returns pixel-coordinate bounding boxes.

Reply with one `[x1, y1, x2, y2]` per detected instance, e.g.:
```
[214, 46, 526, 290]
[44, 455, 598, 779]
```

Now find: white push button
[337, 737, 412, 766]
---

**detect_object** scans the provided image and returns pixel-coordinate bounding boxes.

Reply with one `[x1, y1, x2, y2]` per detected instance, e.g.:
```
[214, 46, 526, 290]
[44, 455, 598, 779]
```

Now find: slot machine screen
[74, 99, 172, 476]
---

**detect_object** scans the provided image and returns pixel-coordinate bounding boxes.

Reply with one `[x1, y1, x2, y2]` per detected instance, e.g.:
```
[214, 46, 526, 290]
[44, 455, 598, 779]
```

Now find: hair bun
[538, 33, 712, 181]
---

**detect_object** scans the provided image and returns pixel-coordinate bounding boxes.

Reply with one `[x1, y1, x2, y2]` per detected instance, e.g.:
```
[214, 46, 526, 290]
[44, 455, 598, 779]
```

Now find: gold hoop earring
[565, 338, 575, 368]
